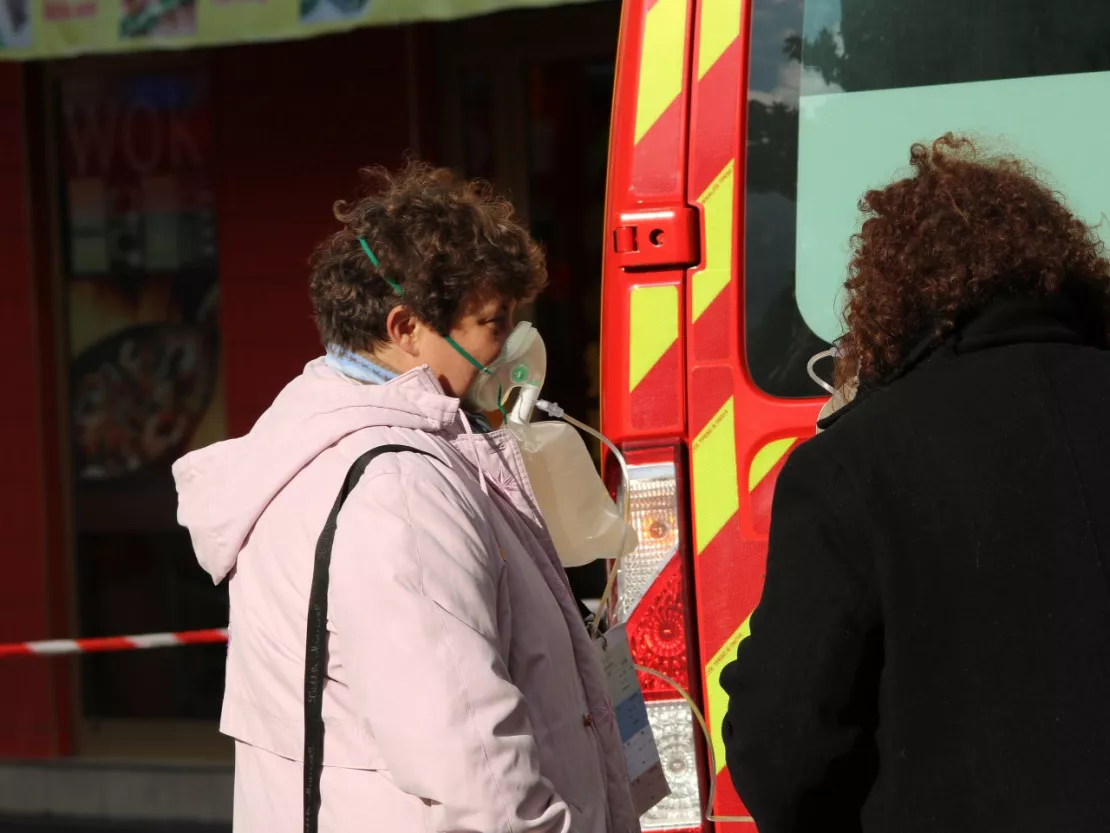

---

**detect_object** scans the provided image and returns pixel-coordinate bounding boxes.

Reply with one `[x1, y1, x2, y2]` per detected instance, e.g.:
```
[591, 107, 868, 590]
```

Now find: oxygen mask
[464, 322, 548, 422]
[807, 345, 857, 430]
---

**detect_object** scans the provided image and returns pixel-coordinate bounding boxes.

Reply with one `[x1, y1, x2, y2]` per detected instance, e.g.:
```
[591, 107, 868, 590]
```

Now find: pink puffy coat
[173, 359, 640, 833]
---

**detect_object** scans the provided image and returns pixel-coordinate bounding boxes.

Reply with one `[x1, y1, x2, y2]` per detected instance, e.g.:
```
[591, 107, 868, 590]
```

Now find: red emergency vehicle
[599, 0, 1109, 829]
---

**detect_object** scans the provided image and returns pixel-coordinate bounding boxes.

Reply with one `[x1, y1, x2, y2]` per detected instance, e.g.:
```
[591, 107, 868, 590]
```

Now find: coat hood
[173, 359, 461, 583]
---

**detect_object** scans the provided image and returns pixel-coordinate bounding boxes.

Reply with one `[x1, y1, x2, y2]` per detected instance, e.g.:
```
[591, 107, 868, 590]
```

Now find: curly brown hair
[309, 161, 547, 352]
[836, 134, 1110, 388]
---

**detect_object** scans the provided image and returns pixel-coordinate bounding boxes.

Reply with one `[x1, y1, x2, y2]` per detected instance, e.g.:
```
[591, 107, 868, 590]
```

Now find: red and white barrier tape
[0, 628, 228, 659]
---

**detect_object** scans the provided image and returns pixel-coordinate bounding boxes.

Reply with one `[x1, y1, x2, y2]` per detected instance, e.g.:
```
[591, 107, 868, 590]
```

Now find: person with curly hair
[721, 135, 1110, 833]
[173, 162, 639, 833]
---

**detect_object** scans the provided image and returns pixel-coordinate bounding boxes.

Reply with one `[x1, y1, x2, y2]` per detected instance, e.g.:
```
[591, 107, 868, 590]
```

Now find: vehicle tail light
[608, 446, 707, 833]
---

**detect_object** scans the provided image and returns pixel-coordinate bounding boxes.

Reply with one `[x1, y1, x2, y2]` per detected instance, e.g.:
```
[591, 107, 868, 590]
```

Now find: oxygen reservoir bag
[513, 419, 638, 568]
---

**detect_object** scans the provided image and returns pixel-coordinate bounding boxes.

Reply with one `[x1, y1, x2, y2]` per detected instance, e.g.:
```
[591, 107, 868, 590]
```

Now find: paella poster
[0, 0, 594, 59]
[60, 72, 226, 532]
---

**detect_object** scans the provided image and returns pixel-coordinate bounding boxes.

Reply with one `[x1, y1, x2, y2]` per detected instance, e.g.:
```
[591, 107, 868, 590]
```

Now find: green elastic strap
[359, 237, 404, 296]
[446, 335, 507, 418]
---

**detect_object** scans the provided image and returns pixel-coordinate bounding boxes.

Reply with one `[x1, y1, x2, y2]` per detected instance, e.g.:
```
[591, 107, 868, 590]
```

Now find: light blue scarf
[324, 345, 397, 385]
[324, 344, 493, 433]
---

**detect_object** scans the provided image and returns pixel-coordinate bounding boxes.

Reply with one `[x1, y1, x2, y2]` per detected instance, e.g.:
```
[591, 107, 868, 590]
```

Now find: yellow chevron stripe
[749, 437, 796, 492]
[691, 396, 739, 553]
[628, 285, 679, 392]
[704, 614, 752, 774]
[634, 0, 688, 144]
[699, 440, 799, 776]
[691, 160, 736, 322]
[697, 439, 797, 774]
[697, 0, 742, 79]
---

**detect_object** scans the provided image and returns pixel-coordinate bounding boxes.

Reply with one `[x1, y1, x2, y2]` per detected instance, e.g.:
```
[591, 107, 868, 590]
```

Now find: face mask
[807, 345, 857, 432]
[447, 322, 547, 421]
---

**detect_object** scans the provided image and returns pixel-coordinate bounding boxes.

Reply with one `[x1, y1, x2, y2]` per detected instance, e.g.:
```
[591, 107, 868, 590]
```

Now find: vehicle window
[745, 0, 1110, 397]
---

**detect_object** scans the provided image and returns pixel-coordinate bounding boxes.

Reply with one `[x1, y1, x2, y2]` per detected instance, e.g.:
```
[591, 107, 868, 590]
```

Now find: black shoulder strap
[304, 444, 435, 833]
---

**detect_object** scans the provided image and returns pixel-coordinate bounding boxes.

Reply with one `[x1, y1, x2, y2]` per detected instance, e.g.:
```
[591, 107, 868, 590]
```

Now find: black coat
[721, 297, 1110, 833]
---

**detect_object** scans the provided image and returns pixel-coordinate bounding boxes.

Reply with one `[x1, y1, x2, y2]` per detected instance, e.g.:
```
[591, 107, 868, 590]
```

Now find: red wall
[213, 27, 439, 435]
[0, 63, 63, 757]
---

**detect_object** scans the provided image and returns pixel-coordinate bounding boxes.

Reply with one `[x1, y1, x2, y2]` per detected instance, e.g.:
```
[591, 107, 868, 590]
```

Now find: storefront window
[58, 71, 227, 719]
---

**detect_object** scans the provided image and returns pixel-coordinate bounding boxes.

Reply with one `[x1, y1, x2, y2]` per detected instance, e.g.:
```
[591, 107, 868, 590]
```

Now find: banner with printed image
[60, 71, 226, 529]
[0, 0, 596, 59]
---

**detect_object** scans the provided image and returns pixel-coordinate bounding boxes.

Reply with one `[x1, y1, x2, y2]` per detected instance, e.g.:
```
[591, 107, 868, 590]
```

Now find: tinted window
[745, 0, 1110, 397]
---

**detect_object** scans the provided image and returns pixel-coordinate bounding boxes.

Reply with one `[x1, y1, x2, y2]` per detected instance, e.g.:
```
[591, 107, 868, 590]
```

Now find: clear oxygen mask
[466, 321, 548, 421]
[807, 345, 857, 431]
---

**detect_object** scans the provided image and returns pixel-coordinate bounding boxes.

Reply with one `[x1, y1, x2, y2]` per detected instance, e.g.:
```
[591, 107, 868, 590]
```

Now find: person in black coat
[721, 134, 1110, 833]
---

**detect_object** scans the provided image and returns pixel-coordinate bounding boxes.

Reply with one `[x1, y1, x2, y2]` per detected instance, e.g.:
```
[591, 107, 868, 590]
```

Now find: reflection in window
[745, 0, 828, 398]
[745, 0, 1110, 397]
[58, 72, 227, 720]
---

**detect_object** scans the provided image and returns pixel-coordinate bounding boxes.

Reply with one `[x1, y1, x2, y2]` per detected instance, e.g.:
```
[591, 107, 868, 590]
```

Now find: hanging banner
[0, 0, 596, 60]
